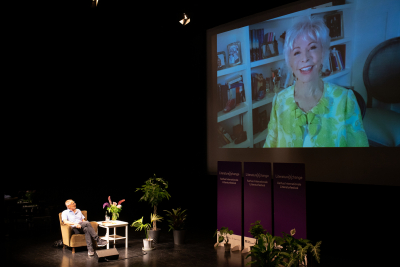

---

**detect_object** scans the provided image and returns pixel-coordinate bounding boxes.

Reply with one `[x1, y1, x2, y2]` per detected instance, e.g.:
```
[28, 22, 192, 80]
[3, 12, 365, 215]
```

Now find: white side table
[97, 220, 128, 249]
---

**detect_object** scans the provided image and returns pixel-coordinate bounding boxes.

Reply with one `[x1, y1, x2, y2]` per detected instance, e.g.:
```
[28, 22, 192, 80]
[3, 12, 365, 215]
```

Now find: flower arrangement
[103, 196, 125, 221]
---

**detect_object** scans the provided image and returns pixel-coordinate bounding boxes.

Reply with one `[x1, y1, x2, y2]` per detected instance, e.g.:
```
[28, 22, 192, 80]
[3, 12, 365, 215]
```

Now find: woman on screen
[264, 16, 368, 147]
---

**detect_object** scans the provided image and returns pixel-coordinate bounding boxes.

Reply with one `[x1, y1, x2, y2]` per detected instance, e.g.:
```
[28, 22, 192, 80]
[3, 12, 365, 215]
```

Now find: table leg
[106, 227, 109, 249]
[113, 227, 116, 248]
[125, 225, 128, 248]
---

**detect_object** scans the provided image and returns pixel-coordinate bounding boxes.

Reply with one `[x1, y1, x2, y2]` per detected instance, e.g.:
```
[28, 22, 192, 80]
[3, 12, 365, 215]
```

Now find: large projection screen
[206, 0, 400, 186]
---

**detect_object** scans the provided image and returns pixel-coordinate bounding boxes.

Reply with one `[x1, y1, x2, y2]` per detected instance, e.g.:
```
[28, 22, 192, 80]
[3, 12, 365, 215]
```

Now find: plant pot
[143, 238, 153, 249]
[224, 243, 231, 252]
[173, 229, 186, 245]
[148, 229, 161, 244]
[249, 246, 255, 261]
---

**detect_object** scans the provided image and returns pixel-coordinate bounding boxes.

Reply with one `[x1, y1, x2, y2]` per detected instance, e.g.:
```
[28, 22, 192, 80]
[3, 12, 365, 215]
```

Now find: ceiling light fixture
[179, 13, 190, 25]
[91, 0, 99, 8]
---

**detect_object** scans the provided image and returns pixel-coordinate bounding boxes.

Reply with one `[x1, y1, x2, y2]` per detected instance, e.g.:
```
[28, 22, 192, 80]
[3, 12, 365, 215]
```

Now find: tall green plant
[136, 174, 171, 230]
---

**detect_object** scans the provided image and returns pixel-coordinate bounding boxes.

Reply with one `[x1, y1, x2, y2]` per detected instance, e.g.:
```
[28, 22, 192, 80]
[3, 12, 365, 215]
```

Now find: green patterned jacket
[264, 82, 369, 147]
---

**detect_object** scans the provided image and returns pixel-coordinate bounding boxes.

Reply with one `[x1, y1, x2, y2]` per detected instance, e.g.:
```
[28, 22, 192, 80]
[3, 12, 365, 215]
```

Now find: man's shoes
[97, 239, 108, 247]
[88, 248, 94, 256]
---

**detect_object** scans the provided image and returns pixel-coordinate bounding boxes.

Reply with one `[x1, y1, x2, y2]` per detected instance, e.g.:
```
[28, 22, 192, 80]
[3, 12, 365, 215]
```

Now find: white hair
[65, 199, 74, 208]
[283, 16, 331, 73]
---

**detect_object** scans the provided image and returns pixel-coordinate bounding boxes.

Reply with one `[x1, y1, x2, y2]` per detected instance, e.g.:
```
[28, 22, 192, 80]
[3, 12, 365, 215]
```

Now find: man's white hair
[65, 199, 74, 208]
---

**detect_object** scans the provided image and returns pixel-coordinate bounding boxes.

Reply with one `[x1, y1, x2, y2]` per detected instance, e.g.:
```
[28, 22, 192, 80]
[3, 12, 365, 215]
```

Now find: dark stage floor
[5, 222, 392, 267]
[5, 226, 248, 267]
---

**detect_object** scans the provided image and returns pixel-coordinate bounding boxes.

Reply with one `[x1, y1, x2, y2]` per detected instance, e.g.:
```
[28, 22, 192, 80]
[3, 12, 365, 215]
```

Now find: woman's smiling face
[289, 34, 323, 83]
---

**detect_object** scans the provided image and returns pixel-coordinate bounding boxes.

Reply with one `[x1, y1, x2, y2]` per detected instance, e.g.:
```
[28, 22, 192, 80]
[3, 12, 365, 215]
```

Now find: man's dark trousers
[72, 221, 99, 249]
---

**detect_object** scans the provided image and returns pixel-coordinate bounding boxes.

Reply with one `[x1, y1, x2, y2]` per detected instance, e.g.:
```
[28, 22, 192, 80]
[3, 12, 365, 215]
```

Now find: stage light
[91, 0, 99, 8]
[179, 13, 190, 25]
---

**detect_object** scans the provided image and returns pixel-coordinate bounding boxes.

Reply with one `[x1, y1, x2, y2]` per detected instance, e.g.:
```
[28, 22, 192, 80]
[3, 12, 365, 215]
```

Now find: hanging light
[91, 0, 99, 8]
[179, 13, 190, 25]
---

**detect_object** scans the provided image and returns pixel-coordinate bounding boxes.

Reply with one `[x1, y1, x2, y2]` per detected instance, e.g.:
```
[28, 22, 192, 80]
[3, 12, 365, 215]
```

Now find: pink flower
[118, 199, 125, 205]
[117, 205, 121, 208]
[113, 202, 117, 206]
[103, 203, 110, 209]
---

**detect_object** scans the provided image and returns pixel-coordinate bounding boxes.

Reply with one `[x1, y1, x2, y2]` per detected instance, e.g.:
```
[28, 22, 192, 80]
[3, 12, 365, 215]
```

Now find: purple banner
[273, 163, 306, 239]
[244, 162, 272, 238]
[217, 161, 242, 236]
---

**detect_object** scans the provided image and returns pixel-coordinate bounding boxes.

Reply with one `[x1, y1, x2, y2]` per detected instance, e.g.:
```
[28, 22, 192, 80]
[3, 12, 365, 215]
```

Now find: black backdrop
[5, 1, 399, 264]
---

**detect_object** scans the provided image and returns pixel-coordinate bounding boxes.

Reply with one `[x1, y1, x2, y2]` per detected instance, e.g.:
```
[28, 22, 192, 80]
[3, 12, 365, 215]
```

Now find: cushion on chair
[363, 108, 400, 147]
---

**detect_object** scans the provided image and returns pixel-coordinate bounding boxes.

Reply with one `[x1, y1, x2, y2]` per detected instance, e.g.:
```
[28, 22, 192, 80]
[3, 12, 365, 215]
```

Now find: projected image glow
[215, 0, 400, 148]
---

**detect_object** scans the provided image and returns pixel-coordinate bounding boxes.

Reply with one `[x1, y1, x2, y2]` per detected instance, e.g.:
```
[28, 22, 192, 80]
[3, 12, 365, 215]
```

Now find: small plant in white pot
[131, 214, 163, 250]
[214, 227, 234, 252]
[164, 207, 187, 245]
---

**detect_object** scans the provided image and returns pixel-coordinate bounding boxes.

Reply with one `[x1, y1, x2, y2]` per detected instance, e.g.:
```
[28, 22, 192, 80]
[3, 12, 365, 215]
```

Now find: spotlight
[179, 13, 190, 25]
[91, 0, 99, 8]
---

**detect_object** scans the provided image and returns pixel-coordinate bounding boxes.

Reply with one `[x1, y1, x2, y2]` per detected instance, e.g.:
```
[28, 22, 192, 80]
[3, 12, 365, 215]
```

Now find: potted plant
[131, 214, 163, 250]
[246, 232, 285, 267]
[275, 229, 321, 267]
[136, 174, 171, 243]
[248, 220, 267, 260]
[249, 220, 267, 244]
[103, 196, 125, 221]
[214, 227, 234, 252]
[163, 208, 187, 245]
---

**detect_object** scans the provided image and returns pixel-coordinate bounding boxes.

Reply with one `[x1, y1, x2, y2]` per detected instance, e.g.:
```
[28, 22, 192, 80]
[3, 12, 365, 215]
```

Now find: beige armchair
[59, 210, 98, 253]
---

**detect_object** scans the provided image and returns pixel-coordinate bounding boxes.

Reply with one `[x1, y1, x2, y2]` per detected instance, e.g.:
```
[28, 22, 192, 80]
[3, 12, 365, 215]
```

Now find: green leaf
[310, 241, 321, 263]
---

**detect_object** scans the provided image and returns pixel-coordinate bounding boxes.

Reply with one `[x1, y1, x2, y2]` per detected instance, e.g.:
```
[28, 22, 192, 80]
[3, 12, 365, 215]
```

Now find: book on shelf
[330, 48, 344, 71]
[250, 29, 278, 61]
[337, 49, 345, 69]
[217, 83, 229, 112]
[329, 45, 346, 72]
[227, 75, 245, 106]
[336, 50, 343, 70]
[333, 49, 341, 70]
[231, 82, 245, 106]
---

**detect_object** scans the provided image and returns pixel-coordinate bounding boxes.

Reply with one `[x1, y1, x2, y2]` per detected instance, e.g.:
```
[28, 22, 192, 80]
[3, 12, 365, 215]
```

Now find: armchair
[58, 210, 98, 253]
[362, 37, 400, 147]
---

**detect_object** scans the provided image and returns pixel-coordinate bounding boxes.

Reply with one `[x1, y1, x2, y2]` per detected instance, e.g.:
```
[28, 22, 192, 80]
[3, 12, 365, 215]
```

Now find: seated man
[62, 199, 108, 256]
